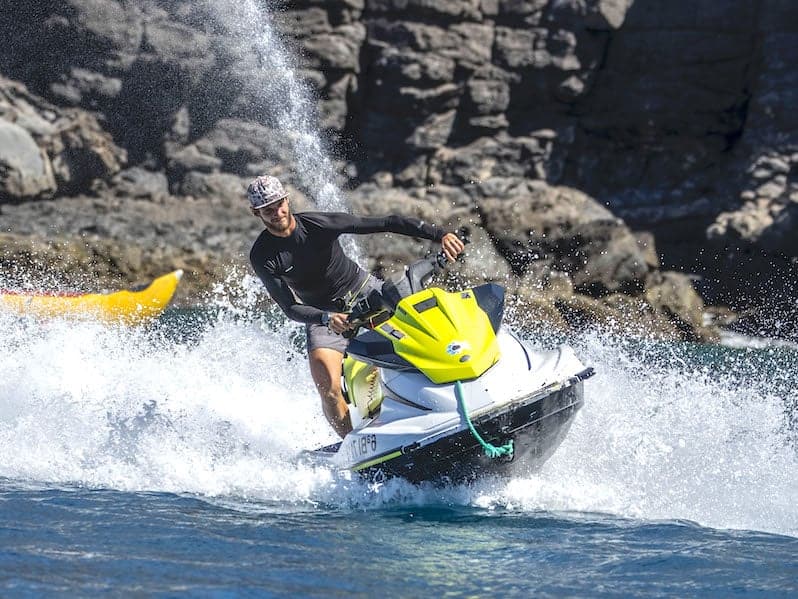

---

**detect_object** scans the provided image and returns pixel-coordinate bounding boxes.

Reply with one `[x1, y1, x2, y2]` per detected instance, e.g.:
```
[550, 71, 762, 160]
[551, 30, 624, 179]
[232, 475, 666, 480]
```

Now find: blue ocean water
[1, 299, 797, 597]
[2, 484, 797, 597]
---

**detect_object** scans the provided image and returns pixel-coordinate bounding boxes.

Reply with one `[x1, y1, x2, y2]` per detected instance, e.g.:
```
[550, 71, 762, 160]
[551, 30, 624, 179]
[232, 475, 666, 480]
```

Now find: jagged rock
[110, 167, 170, 201]
[319, 74, 357, 131]
[50, 68, 123, 107]
[570, 218, 651, 295]
[477, 180, 651, 295]
[368, 20, 493, 67]
[47, 111, 126, 193]
[583, 0, 635, 30]
[508, 291, 571, 336]
[408, 109, 458, 149]
[553, 293, 625, 333]
[465, 77, 511, 115]
[278, 7, 333, 36]
[600, 293, 681, 339]
[302, 24, 366, 72]
[369, 0, 483, 19]
[427, 134, 550, 185]
[374, 83, 461, 117]
[0, 76, 125, 200]
[709, 197, 798, 258]
[166, 144, 223, 183]
[0, 119, 56, 200]
[198, 119, 286, 174]
[644, 270, 709, 341]
[180, 172, 249, 206]
[540, 271, 574, 298]
[467, 114, 510, 133]
[635, 231, 660, 269]
[370, 49, 457, 86]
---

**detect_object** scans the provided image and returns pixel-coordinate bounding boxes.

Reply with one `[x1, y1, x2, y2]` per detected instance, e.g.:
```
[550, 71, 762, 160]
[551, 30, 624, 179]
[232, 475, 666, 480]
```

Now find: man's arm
[311, 212, 464, 262]
[305, 212, 447, 242]
[254, 266, 326, 325]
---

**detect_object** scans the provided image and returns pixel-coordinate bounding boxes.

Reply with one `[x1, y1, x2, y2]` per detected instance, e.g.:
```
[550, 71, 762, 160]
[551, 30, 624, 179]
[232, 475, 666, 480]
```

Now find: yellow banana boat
[0, 270, 183, 325]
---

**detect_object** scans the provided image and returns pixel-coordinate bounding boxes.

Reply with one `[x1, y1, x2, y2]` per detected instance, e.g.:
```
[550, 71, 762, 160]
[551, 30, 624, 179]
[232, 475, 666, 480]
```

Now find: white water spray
[1, 309, 797, 536]
[0, 309, 335, 501]
[214, 0, 346, 212]
[485, 332, 798, 536]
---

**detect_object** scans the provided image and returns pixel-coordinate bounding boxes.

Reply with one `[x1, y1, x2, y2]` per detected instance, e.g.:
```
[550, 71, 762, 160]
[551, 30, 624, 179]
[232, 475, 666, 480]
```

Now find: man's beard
[263, 211, 291, 234]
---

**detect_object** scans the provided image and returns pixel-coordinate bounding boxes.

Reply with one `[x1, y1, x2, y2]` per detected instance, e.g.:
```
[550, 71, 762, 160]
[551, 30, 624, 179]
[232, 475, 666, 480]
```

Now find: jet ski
[308, 253, 594, 484]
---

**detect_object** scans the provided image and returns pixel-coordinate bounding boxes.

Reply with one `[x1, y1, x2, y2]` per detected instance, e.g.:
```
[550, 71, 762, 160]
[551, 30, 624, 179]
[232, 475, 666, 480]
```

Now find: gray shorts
[305, 275, 383, 353]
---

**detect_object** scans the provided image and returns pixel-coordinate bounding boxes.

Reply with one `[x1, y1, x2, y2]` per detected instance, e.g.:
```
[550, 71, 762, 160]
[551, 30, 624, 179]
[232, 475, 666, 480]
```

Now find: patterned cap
[247, 175, 288, 209]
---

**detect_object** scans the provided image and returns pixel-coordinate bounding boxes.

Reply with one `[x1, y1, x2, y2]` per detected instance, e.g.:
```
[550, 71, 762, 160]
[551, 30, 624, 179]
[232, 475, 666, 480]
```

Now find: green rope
[454, 380, 513, 459]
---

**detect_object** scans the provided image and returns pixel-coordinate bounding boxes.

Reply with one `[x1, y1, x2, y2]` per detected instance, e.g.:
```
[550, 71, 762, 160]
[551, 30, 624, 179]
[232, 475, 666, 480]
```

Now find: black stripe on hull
[360, 381, 585, 485]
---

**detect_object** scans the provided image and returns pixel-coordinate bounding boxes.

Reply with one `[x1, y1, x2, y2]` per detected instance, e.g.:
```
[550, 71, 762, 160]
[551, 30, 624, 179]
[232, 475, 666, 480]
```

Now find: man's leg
[308, 347, 352, 438]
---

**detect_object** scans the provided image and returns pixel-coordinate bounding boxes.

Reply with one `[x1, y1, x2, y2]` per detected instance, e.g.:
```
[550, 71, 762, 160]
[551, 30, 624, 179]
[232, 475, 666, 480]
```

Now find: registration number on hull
[347, 434, 377, 461]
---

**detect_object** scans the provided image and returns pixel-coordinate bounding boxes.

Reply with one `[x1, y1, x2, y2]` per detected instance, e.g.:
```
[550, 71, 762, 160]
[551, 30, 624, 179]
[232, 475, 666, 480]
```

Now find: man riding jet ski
[310, 252, 595, 484]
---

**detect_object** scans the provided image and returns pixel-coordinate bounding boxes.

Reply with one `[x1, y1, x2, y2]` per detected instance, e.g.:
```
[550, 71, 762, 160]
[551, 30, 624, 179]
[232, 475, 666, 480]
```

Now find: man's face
[253, 197, 291, 233]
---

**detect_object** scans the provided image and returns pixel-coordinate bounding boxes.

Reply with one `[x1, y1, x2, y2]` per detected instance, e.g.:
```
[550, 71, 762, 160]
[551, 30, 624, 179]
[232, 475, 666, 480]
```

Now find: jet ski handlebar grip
[343, 293, 379, 338]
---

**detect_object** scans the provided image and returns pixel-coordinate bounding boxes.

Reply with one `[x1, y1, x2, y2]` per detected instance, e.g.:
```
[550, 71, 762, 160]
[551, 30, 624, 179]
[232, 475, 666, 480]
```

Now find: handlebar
[342, 291, 388, 338]
[343, 251, 451, 338]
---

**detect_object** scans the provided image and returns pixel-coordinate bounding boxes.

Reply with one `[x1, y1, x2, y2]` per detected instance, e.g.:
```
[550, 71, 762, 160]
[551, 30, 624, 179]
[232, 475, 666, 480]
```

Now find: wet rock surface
[2, 0, 797, 341]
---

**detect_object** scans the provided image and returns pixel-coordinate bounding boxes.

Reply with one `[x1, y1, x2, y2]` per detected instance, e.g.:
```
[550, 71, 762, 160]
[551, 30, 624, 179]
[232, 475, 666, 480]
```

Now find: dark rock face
[0, 76, 125, 201]
[1, 0, 796, 340]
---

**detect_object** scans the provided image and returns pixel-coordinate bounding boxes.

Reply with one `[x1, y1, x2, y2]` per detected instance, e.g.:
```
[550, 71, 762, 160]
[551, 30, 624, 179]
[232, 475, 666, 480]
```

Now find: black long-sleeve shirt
[249, 212, 446, 324]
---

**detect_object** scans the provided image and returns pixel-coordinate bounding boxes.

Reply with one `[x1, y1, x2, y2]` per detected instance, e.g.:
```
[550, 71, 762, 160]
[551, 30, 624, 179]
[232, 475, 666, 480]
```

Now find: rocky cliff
[1, 0, 796, 341]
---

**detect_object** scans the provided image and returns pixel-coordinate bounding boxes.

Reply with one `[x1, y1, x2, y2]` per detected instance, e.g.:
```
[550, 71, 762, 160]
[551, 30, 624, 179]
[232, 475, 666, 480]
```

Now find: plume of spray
[480, 329, 798, 537]
[209, 0, 362, 265]
[213, 0, 345, 212]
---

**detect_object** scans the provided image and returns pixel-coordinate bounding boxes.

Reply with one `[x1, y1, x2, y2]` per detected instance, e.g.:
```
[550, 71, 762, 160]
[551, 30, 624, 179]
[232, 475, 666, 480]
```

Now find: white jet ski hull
[310, 330, 593, 484]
